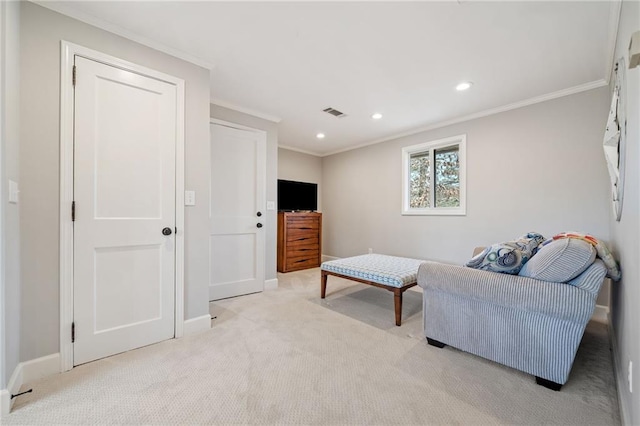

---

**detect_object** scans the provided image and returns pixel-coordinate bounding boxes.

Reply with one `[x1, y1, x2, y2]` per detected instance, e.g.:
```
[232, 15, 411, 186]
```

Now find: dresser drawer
[286, 219, 319, 230]
[285, 256, 320, 271]
[286, 231, 318, 243]
[286, 247, 319, 259]
[286, 241, 318, 251]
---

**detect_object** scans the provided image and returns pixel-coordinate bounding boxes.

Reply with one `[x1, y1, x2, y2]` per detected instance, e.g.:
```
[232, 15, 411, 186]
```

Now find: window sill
[401, 208, 466, 216]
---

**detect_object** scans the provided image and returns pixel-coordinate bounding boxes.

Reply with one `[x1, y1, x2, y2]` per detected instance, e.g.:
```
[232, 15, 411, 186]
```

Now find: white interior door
[73, 56, 177, 365]
[209, 123, 265, 300]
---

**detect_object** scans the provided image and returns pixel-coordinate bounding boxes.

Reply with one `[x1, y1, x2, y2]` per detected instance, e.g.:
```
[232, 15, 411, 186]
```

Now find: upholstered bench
[321, 254, 424, 326]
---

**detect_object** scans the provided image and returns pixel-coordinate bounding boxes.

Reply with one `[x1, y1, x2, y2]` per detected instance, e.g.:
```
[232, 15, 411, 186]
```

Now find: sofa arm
[566, 259, 607, 296]
[417, 261, 596, 324]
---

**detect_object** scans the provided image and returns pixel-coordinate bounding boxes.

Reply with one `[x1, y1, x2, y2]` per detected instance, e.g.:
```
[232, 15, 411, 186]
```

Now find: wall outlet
[368, 248, 373, 254]
[184, 190, 196, 206]
[629, 360, 633, 393]
[266, 201, 275, 211]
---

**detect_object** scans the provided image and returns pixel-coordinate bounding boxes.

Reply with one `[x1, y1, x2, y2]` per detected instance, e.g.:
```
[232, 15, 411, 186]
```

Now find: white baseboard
[0, 390, 10, 418]
[21, 353, 60, 384]
[1, 353, 60, 417]
[1, 362, 22, 417]
[183, 314, 211, 336]
[321, 255, 340, 262]
[608, 322, 630, 426]
[591, 304, 609, 324]
[265, 278, 278, 290]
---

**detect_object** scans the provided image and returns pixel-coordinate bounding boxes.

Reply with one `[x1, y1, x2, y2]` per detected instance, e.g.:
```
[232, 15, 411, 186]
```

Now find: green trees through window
[434, 147, 460, 207]
[403, 135, 466, 215]
[409, 153, 430, 208]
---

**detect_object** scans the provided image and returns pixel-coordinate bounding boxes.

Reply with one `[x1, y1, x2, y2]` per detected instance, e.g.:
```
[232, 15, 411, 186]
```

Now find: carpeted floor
[5, 267, 620, 424]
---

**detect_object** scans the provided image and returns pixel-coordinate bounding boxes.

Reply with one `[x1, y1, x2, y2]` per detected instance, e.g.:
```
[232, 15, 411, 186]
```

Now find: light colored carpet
[5, 267, 620, 425]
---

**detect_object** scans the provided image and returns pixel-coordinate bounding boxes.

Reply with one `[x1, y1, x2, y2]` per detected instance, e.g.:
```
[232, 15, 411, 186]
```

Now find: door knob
[256, 223, 263, 228]
[162, 227, 172, 236]
[257, 211, 262, 217]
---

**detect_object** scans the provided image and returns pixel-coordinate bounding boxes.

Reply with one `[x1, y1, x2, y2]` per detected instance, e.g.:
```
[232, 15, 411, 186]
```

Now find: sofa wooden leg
[535, 376, 562, 391]
[426, 337, 446, 348]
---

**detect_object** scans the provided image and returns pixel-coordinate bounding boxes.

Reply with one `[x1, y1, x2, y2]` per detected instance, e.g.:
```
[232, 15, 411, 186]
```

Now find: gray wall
[210, 105, 279, 282]
[322, 87, 611, 265]
[609, 1, 640, 423]
[19, 2, 211, 361]
[0, 0, 21, 388]
[278, 148, 323, 211]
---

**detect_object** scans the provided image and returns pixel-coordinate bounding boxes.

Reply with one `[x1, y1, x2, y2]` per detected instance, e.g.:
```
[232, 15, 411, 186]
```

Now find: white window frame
[401, 134, 466, 216]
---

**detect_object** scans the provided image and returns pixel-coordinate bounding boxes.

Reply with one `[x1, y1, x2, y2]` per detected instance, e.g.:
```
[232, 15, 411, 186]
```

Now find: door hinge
[71, 201, 76, 222]
[71, 322, 75, 343]
[72, 65, 76, 87]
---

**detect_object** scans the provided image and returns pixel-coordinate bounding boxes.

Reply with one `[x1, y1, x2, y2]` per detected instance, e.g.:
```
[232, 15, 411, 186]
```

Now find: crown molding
[278, 144, 322, 157]
[320, 79, 607, 157]
[31, 1, 215, 70]
[210, 98, 282, 123]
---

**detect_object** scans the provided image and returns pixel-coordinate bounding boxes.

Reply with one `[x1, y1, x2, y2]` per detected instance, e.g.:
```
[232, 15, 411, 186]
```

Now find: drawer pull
[294, 259, 310, 263]
[295, 237, 308, 241]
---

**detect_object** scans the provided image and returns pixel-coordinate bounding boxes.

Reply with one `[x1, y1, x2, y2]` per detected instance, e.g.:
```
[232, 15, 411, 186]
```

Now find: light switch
[266, 201, 275, 211]
[185, 190, 196, 206]
[8, 180, 18, 204]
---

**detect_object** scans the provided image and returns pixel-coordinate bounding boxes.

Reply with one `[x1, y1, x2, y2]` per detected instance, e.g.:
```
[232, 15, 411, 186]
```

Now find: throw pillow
[519, 238, 596, 283]
[466, 232, 545, 275]
[518, 232, 546, 255]
[541, 232, 621, 281]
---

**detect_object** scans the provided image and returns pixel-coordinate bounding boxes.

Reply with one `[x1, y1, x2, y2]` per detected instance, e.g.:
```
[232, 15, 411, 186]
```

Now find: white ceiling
[43, 1, 618, 156]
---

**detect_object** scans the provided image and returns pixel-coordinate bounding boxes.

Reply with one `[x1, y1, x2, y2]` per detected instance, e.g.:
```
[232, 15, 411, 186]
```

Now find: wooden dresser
[277, 212, 322, 273]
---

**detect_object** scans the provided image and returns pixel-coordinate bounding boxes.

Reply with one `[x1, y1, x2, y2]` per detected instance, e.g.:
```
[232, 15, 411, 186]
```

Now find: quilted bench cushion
[321, 254, 424, 288]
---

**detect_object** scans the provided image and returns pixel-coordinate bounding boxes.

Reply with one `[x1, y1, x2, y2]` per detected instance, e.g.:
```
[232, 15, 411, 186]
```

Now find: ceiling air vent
[323, 107, 347, 118]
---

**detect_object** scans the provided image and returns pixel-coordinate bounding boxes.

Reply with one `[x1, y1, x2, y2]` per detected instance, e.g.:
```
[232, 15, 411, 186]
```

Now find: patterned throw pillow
[466, 232, 545, 275]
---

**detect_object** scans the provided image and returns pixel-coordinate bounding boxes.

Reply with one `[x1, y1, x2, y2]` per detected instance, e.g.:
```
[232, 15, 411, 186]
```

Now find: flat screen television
[278, 179, 317, 212]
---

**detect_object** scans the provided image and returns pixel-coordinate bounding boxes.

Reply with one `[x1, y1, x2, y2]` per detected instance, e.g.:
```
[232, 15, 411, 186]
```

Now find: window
[402, 134, 466, 215]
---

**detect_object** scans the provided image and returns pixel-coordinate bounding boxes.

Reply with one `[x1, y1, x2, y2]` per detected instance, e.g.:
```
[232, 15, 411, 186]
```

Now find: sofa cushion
[519, 238, 596, 283]
[466, 232, 545, 275]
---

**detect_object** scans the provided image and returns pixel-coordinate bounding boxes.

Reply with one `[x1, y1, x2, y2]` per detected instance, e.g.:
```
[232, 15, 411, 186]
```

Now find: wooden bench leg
[321, 270, 328, 299]
[394, 288, 402, 326]
[321, 270, 416, 326]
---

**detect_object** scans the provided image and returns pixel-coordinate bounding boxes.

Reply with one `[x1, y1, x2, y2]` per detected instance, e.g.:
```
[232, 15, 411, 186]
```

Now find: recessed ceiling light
[456, 81, 473, 91]
[316, 133, 325, 139]
[371, 113, 383, 120]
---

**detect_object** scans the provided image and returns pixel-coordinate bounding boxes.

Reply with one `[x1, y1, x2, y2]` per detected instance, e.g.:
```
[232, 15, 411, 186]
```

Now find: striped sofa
[417, 259, 607, 391]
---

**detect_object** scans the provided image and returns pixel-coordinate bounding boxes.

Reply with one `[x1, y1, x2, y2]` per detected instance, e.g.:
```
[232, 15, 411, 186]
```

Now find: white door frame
[59, 41, 185, 372]
[0, 0, 7, 395]
[209, 118, 267, 295]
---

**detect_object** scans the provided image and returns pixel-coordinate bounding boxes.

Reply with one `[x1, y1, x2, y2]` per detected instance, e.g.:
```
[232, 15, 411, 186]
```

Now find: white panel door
[210, 124, 265, 300]
[73, 56, 177, 365]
